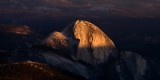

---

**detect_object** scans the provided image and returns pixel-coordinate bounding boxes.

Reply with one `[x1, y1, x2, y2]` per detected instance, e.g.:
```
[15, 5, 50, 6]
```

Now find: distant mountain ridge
[0, 24, 32, 35]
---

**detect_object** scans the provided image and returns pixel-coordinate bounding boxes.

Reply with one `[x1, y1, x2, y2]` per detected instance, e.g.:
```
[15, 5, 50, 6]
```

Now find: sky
[0, 0, 160, 17]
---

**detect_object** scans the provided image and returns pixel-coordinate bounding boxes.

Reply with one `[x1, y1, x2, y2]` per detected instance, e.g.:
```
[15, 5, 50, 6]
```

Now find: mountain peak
[43, 31, 68, 49]
[73, 20, 116, 64]
[43, 20, 116, 64]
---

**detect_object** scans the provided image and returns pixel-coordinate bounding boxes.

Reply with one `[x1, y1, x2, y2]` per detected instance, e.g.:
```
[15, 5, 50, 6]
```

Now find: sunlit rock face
[63, 20, 116, 64]
[42, 31, 68, 49]
[43, 20, 116, 64]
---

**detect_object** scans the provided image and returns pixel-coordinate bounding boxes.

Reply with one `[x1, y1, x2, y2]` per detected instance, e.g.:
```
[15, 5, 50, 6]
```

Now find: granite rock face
[117, 51, 148, 80]
[44, 20, 116, 64]
[43, 31, 68, 49]
[1, 20, 159, 80]
[73, 20, 116, 64]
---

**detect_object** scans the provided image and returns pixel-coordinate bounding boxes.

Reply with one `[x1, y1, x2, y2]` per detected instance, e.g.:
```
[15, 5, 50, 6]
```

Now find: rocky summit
[0, 20, 160, 80]
[44, 20, 116, 64]
[73, 20, 116, 64]
[43, 31, 68, 49]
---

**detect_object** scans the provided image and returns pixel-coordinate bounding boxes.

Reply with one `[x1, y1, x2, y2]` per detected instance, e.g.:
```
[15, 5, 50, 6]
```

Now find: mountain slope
[0, 61, 84, 80]
[63, 20, 116, 64]
[43, 20, 116, 64]
[74, 20, 115, 64]
[43, 31, 68, 49]
[0, 20, 160, 80]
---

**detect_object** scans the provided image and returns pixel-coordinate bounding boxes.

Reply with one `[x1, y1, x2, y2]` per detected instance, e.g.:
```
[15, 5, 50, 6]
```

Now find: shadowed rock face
[117, 51, 148, 80]
[44, 20, 116, 64]
[73, 20, 115, 64]
[1, 20, 160, 80]
[43, 20, 116, 64]
[56, 20, 115, 64]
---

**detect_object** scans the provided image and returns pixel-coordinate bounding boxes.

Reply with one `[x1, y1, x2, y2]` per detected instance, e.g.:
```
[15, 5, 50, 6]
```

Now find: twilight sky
[0, 0, 160, 17]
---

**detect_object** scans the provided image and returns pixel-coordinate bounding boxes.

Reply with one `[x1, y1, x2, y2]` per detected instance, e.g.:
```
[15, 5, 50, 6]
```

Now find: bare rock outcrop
[43, 31, 68, 49]
[63, 20, 116, 64]
[43, 20, 116, 64]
